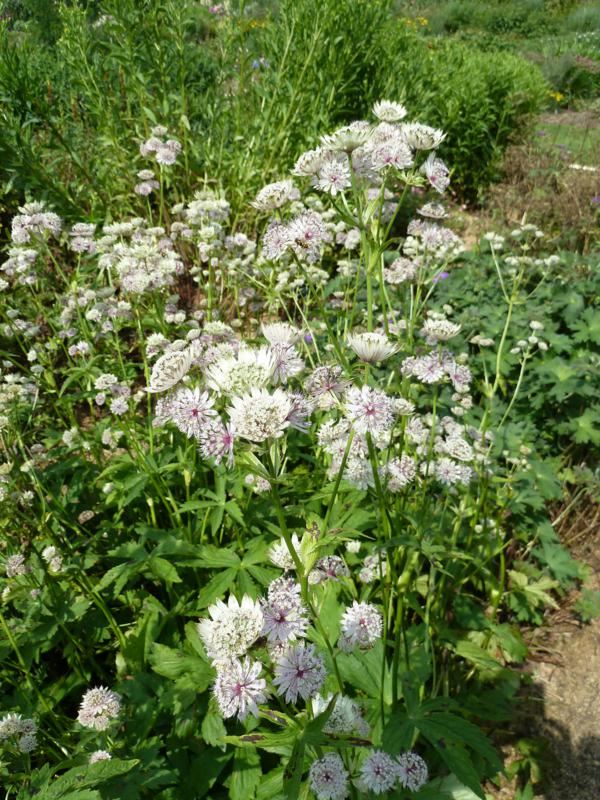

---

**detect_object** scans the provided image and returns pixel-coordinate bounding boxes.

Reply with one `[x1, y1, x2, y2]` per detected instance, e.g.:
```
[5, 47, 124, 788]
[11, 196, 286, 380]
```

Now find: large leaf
[229, 748, 262, 800]
[149, 643, 213, 689]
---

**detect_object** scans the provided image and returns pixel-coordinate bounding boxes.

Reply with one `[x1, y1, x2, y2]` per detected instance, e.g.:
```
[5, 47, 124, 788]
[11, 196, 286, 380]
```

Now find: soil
[489, 497, 600, 800]
[538, 109, 600, 129]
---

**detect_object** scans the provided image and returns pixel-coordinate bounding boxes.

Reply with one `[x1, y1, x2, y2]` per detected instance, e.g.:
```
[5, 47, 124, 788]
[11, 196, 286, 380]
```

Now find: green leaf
[199, 546, 241, 569]
[148, 556, 182, 584]
[202, 710, 228, 747]
[338, 640, 388, 700]
[430, 741, 485, 800]
[452, 640, 508, 681]
[223, 727, 297, 753]
[574, 588, 600, 622]
[229, 748, 262, 800]
[149, 643, 213, 689]
[197, 567, 238, 608]
[421, 773, 482, 799]
[283, 738, 305, 800]
[39, 759, 139, 798]
[532, 521, 583, 586]
[256, 768, 285, 800]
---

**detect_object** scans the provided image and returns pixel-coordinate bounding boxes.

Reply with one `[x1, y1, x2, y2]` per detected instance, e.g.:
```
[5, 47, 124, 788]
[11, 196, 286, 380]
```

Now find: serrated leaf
[199, 546, 241, 569]
[202, 710, 227, 747]
[197, 568, 238, 608]
[149, 643, 213, 689]
[148, 556, 182, 584]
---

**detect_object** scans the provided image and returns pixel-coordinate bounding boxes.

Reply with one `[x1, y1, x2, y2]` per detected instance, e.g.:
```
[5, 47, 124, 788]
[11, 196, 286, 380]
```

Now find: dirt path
[527, 503, 600, 799]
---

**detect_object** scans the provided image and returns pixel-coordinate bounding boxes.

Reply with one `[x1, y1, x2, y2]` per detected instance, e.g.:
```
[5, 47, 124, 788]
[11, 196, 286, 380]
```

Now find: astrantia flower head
[338, 601, 383, 651]
[385, 455, 417, 491]
[373, 100, 408, 122]
[5, 554, 28, 577]
[320, 120, 372, 153]
[401, 123, 446, 150]
[0, 713, 35, 740]
[431, 457, 472, 486]
[213, 657, 267, 720]
[227, 388, 292, 442]
[198, 419, 235, 467]
[313, 154, 352, 196]
[359, 553, 387, 584]
[421, 317, 461, 344]
[421, 152, 450, 194]
[396, 751, 429, 792]
[357, 751, 399, 795]
[77, 686, 121, 731]
[309, 753, 349, 800]
[18, 733, 37, 753]
[167, 387, 217, 438]
[287, 211, 330, 263]
[147, 347, 194, 393]
[273, 643, 326, 703]
[418, 201, 447, 219]
[198, 594, 264, 663]
[369, 138, 414, 172]
[252, 180, 298, 212]
[312, 694, 370, 736]
[347, 331, 399, 363]
[309, 555, 350, 584]
[345, 385, 395, 435]
[306, 365, 350, 409]
[269, 534, 301, 570]
[262, 577, 308, 642]
[261, 220, 291, 261]
[90, 750, 112, 764]
[205, 346, 275, 395]
[11, 201, 62, 244]
[262, 321, 302, 346]
[292, 147, 327, 177]
[268, 344, 305, 385]
[384, 256, 418, 284]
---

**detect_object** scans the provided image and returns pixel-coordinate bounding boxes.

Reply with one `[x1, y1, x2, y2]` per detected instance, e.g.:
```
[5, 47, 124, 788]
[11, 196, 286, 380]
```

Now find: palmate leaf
[571, 307, 600, 345]
[559, 407, 600, 446]
[149, 643, 213, 690]
[532, 521, 583, 587]
[383, 694, 500, 800]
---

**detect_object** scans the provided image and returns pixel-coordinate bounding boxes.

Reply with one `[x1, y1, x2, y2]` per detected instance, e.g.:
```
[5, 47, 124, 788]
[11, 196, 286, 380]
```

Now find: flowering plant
[0, 102, 568, 799]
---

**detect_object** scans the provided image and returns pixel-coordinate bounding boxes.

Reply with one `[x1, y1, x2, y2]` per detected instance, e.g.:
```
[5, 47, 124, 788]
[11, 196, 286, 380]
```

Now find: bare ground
[489, 497, 600, 799]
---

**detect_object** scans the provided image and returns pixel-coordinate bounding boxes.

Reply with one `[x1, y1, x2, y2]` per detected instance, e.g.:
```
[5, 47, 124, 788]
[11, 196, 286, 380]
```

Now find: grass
[535, 112, 600, 163]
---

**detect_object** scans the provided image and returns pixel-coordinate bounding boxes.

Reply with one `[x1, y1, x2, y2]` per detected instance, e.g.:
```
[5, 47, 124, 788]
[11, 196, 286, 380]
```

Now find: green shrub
[388, 41, 549, 200]
[565, 3, 600, 32]
[0, 0, 550, 222]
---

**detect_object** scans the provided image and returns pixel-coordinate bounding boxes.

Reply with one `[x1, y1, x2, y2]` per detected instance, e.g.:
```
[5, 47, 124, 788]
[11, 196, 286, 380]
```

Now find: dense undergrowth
[0, 2, 598, 800]
[0, 0, 548, 221]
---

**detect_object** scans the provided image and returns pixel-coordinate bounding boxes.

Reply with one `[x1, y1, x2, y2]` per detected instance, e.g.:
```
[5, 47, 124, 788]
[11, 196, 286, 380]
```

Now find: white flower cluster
[199, 577, 383, 723]
[41, 545, 63, 573]
[57, 286, 132, 342]
[77, 686, 122, 731]
[68, 222, 96, 254]
[139, 125, 182, 165]
[150, 322, 314, 466]
[0, 248, 39, 288]
[0, 371, 37, 433]
[134, 169, 159, 196]
[198, 587, 323, 720]
[11, 201, 62, 245]
[309, 749, 428, 799]
[0, 713, 37, 753]
[97, 222, 184, 295]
